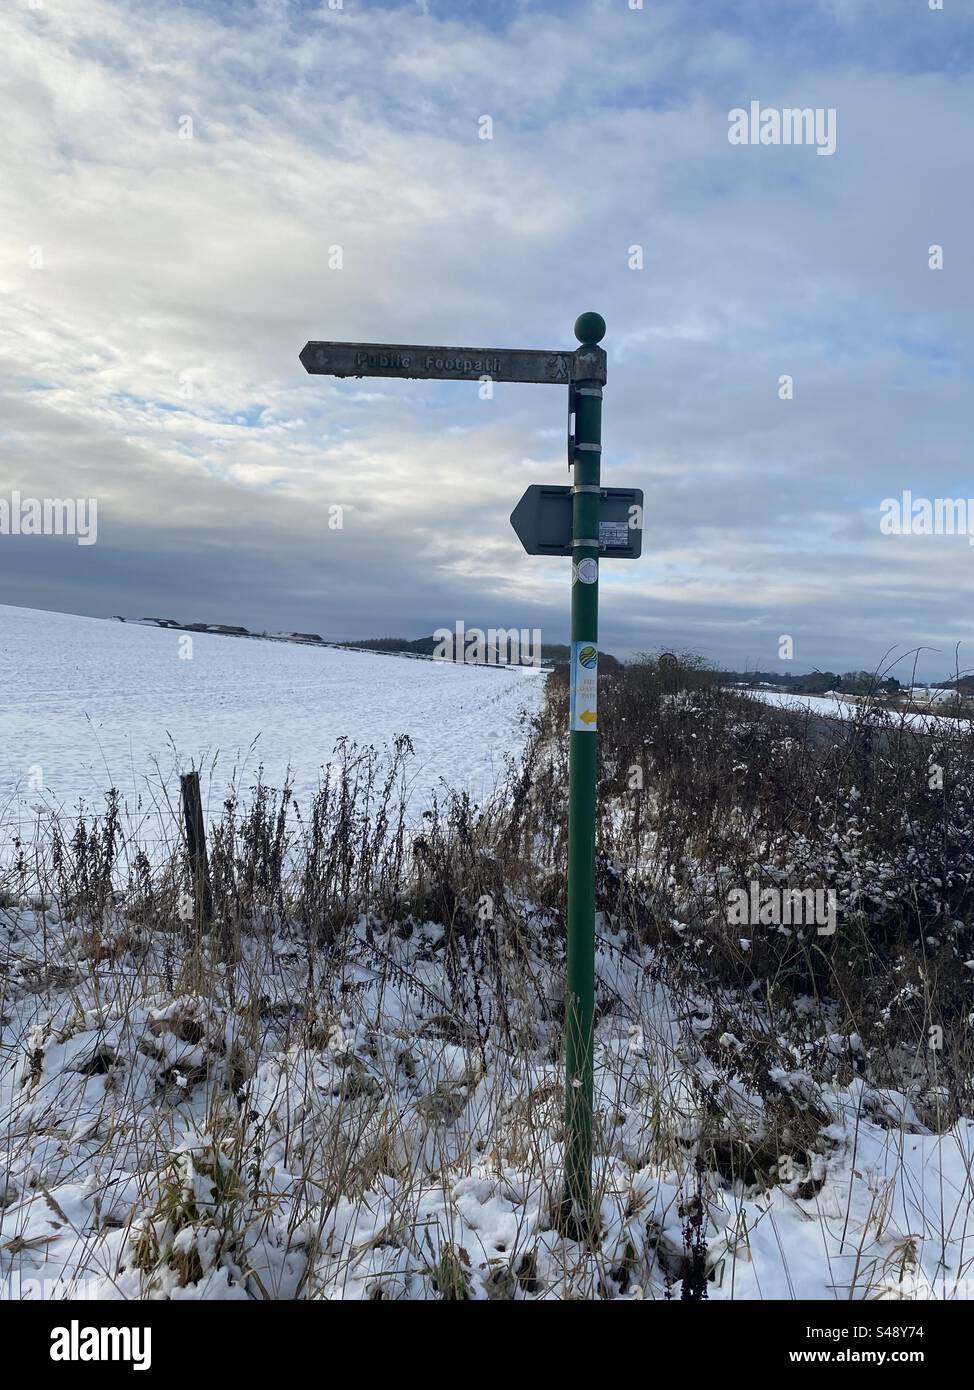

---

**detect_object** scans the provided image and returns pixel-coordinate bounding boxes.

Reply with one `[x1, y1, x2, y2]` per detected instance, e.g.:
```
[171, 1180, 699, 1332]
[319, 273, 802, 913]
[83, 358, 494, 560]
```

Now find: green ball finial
[574, 311, 606, 344]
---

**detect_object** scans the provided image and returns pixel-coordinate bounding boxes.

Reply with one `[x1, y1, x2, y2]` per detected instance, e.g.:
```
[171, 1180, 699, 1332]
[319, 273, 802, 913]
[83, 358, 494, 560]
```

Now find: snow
[745, 688, 971, 733]
[0, 604, 545, 849]
[2, 907, 972, 1301]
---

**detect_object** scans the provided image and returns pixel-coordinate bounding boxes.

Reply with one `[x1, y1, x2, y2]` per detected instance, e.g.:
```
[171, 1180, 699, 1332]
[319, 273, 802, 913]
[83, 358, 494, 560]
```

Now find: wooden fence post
[180, 770, 213, 926]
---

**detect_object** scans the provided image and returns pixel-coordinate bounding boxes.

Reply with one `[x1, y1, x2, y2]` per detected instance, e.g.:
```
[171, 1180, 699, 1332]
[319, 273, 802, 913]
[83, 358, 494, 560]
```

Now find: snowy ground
[0, 604, 544, 853]
[2, 906, 971, 1301]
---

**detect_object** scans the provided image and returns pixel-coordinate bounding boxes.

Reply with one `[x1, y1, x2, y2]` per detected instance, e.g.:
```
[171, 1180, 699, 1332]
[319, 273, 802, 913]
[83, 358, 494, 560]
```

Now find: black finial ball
[574, 312, 606, 345]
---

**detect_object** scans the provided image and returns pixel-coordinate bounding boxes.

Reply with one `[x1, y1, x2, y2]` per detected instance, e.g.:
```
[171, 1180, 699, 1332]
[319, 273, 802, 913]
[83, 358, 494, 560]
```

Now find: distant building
[908, 686, 961, 707]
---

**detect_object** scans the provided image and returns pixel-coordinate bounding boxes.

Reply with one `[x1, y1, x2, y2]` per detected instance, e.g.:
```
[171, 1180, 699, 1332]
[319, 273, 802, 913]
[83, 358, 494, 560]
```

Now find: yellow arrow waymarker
[579, 709, 597, 726]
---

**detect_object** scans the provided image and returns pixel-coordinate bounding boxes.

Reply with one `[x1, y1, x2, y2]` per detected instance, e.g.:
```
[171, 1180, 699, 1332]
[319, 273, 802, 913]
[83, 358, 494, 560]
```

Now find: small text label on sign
[570, 640, 598, 731]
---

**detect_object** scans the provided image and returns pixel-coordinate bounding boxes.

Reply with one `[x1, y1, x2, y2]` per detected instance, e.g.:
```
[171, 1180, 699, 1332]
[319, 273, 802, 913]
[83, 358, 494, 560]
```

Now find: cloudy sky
[1, 0, 971, 679]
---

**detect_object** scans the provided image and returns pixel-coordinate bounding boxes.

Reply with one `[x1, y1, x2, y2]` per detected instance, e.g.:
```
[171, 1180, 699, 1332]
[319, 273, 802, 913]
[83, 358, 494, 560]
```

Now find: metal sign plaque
[510, 485, 643, 558]
[299, 341, 606, 386]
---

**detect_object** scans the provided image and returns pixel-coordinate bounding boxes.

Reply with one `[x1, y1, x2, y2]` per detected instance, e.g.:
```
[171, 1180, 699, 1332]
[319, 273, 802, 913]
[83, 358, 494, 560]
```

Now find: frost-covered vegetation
[2, 660, 973, 1300]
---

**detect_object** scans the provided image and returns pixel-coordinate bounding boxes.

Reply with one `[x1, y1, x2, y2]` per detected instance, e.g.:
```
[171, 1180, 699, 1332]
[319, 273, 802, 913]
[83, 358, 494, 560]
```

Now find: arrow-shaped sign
[578, 709, 597, 726]
[511, 484, 643, 558]
[299, 340, 606, 385]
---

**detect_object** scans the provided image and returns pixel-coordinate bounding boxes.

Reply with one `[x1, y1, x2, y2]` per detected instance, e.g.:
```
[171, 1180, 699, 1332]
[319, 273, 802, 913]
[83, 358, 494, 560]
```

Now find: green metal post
[563, 311, 606, 1237]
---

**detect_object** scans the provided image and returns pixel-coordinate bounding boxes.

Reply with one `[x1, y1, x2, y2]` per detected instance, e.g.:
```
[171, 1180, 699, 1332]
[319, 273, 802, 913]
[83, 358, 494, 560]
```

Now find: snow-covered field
[745, 687, 971, 732]
[0, 604, 544, 849]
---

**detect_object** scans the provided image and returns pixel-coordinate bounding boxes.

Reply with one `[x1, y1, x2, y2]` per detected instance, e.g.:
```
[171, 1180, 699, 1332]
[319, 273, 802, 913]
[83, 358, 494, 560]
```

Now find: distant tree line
[720, 668, 902, 696]
[348, 635, 620, 669]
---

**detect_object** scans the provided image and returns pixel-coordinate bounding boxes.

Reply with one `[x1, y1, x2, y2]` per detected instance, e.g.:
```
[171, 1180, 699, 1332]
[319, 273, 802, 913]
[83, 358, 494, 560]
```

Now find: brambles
[592, 655, 974, 1057]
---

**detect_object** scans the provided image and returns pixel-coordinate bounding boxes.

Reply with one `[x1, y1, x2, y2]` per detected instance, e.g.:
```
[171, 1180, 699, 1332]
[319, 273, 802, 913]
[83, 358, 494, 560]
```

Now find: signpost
[300, 313, 642, 1237]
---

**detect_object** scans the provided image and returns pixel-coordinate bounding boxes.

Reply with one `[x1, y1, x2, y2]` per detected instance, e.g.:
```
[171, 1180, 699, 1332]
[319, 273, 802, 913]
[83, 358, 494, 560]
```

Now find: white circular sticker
[574, 558, 598, 585]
